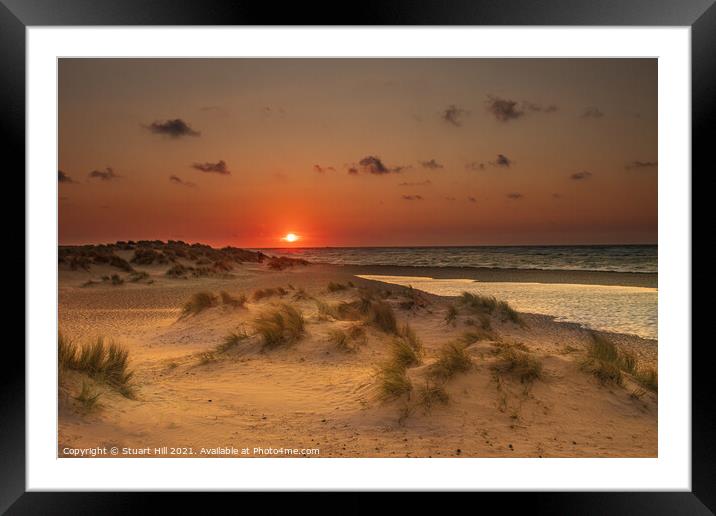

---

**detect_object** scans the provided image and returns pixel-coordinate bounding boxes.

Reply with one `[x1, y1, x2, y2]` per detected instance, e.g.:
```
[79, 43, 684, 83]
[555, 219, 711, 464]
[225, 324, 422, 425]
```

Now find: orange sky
[58, 58, 657, 248]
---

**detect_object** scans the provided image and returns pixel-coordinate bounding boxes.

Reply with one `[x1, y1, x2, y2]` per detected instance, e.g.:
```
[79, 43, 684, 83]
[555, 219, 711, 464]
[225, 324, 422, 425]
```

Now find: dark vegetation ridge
[58, 240, 309, 274]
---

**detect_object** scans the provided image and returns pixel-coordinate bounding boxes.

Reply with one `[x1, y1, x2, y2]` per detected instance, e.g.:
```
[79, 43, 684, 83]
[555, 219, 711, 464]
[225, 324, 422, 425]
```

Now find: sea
[260, 245, 658, 340]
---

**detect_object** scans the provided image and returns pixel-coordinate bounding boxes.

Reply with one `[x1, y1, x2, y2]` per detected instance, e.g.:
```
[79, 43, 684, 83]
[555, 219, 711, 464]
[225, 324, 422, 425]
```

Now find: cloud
[570, 171, 593, 180]
[402, 195, 424, 201]
[169, 175, 196, 188]
[347, 166, 359, 175]
[398, 180, 432, 187]
[581, 107, 605, 118]
[485, 96, 558, 122]
[88, 167, 120, 181]
[357, 156, 406, 175]
[145, 119, 200, 137]
[506, 192, 524, 200]
[445, 196, 456, 201]
[626, 160, 657, 170]
[313, 164, 336, 174]
[420, 159, 444, 170]
[465, 161, 486, 171]
[485, 95, 524, 122]
[552, 193, 563, 199]
[442, 105, 468, 127]
[58, 170, 76, 183]
[467, 196, 477, 203]
[192, 160, 230, 175]
[490, 154, 513, 168]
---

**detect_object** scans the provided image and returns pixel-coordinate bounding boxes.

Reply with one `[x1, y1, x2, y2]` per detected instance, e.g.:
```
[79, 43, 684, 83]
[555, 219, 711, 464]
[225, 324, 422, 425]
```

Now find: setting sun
[283, 233, 299, 243]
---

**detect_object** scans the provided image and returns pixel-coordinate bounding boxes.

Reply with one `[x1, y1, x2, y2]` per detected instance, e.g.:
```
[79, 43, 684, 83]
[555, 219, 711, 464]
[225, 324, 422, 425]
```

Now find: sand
[58, 260, 657, 458]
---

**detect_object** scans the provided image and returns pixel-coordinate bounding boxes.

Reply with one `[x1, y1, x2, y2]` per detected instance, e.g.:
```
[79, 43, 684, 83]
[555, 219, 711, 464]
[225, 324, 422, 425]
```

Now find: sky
[58, 58, 657, 248]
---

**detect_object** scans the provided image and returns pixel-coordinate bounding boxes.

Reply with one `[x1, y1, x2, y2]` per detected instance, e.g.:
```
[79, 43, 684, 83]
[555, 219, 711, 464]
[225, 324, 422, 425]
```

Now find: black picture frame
[3, 0, 710, 513]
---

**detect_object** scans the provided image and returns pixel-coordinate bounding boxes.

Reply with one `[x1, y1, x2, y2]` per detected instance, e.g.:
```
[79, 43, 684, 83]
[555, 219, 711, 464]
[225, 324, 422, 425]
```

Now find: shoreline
[317, 263, 657, 289]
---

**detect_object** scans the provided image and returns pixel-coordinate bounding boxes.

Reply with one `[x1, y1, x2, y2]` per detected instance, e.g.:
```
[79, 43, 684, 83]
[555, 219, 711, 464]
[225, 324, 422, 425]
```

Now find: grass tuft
[252, 288, 285, 302]
[253, 303, 305, 349]
[217, 327, 249, 353]
[497, 348, 542, 384]
[582, 333, 657, 392]
[327, 281, 348, 292]
[74, 381, 102, 413]
[220, 291, 247, 308]
[59, 334, 135, 398]
[377, 362, 412, 400]
[417, 380, 449, 410]
[181, 291, 218, 317]
[429, 341, 473, 381]
[444, 305, 458, 326]
[460, 291, 523, 326]
[367, 300, 397, 334]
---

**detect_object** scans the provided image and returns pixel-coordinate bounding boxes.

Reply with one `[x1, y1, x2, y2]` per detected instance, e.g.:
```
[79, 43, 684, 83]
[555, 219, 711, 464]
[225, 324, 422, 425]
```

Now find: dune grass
[181, 291, 218, 317]
[327, 281, 348, 292]
[216, 327, 249, 353]
[252, 287, 287, 302]
[58, 334, 135, 398]
[367, 300, 398, 334]
[74, 381, 102, 413]
[417, 380, 449, 410]
[377, 362, 412, 400]
[582, 333, 657, 392]
[460, 328, 496, 345]
[459, 291, 524, 326]
[292, 288, 311, 301]
[497, 347, 543, 384]
[253, 303, 305, 349]
[220, 291, 247, 308]
[444, 305, 458, 326]
[429, 341, 473, 381]
[388, 324, 423, 367]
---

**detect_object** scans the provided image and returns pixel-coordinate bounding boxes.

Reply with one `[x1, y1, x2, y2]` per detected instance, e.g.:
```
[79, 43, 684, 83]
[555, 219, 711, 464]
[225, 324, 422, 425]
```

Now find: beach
[58, 245, 657, 458]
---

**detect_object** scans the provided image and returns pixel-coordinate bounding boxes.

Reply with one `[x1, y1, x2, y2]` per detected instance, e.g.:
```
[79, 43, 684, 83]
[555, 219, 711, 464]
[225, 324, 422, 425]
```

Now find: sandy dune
[58, 260, 657, 458]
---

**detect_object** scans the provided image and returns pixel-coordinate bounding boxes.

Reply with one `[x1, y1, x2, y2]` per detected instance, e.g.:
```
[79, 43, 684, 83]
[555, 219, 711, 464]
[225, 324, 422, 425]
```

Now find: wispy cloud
[506, 192, 524, 200]
[626, 160, 657, 170]
[581, 107, 605, 119]
[145, 118, 200, 137]
[442, 105, 468, 127]
[570, 171, 593, 180]
[398, 180, 432, 187]
[169, 175, 196, 188]
[192, 160, 230, 175]
[420, 159, 444, 170]
[467, 196, 477, 203]
[552, 193, 563, 199]
[88, 167, 120, 181]
[58, 170, 76, 184]
[490, 154, 513, 168]
[402, 195, 424, 201]
[445, 196, 456, 201]
[347, 166, 359, 175]
[313, 164, 336, 174]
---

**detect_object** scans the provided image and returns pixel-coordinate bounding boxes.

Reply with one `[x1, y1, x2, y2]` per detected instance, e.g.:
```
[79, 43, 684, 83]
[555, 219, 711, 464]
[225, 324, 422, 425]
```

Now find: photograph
[56, 57, 658, 459]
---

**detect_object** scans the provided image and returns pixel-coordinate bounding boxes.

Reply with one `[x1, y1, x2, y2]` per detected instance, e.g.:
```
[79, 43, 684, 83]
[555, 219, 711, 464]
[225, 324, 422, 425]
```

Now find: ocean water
[358, 275, 658, 340]
[262, 245, 657, 274]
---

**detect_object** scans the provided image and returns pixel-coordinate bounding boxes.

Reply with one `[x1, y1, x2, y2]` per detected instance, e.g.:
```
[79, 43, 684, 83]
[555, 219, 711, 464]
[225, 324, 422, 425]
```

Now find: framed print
[3, 0, 711, 512]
